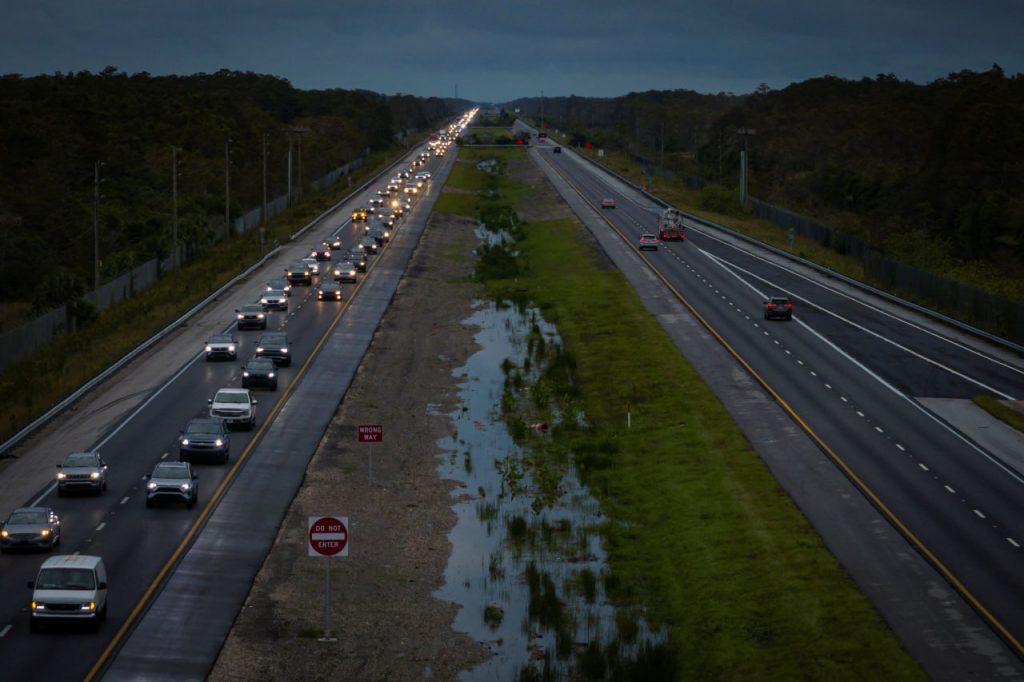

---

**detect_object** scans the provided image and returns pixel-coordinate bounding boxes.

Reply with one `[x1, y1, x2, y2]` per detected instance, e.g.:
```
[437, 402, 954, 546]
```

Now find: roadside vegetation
[0, 146, 412, 445]
[437, 146, 925, 679]
[973, 394, 1024, 433]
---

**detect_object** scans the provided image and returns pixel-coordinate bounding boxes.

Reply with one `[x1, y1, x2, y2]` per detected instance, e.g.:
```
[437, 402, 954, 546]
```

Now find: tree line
[0, 67, 464, 311]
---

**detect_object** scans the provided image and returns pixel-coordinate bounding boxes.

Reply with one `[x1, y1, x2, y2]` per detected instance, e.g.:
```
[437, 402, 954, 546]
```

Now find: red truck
[659, 208, 686, 241]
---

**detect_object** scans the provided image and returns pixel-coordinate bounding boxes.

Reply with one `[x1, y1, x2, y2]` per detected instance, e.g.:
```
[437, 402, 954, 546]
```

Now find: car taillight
[767, 303, 775, 309]
[785, 303, 793, 309]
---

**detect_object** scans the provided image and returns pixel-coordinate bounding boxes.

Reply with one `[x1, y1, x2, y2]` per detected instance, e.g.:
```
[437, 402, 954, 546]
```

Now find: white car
[208, 388, 258, 431]
[260, 289, 288, 312]
[300, 257, 320, 276]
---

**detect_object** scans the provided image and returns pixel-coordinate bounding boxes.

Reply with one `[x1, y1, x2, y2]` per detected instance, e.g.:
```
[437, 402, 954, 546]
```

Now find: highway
[536, 141, 1024, 663]
[0, 130, 461, 681]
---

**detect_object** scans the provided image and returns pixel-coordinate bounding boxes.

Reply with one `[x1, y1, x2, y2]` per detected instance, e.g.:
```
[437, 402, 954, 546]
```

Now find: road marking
[974, 509, 986, 519]
[875, 426, 884, 433]
[856, 410, 865, 417]
[896, 443, 906, 451]
[0, 625, 11, 638]
[784, 349, 791, 355]
[96, 522, 106, 532]
[809, 371, 817, 376]
[161, 452, 169, 460]
[120, 496, 130, 505]
[824, 383, 831, 388]
[919, 463, 929, 472]
[840, 396, 848, 402]
[797, 359, 803, 365]
[945, 485, 956, 493]
[1009, 538, 1021, 548]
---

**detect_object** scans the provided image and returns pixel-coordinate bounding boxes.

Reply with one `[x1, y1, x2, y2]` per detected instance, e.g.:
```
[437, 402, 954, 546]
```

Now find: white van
[28, 554, 108, 631]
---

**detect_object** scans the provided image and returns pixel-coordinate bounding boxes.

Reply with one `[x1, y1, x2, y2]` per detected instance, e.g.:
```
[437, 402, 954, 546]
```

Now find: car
[638, 233, 660, 251]
[56, 451, 108, 496]
[553, 147, 562, 154]
[29, 555, 108, 632]
[600, 197, 616, 209]
[369, 197, 384, 209]
[301, 257, 321, 276]
[236, 303, 267, 330]
[255, 331, 291, 367]
[351, 207, 368, 222]
[1, 507, 60, 552]
[403, 184, 419, 195]
[349, 249, 367, 272]
[266, 277, 292, 296]
[209, 387, 258, 430]
[179, 417, 230, 463]
[377, 213, 395, 228]
[317, 280, 344, 302]
[260, 289, 288, 312]
[204, 333, 238, 361]
[310, 243, 332, 261]
[329, 235, 344, 250]
[145, 461, 198, 508]
[764, 296, 794, 320]
[332, 259, 358, 283]
[241, 356, 278, 390]
[368, 227, 389, 245]
[360, 236, 379, 255]
[286, 262, 313, 286]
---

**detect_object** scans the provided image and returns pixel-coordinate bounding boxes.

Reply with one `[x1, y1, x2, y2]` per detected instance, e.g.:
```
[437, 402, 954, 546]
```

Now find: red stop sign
[308, 516, 349, 556]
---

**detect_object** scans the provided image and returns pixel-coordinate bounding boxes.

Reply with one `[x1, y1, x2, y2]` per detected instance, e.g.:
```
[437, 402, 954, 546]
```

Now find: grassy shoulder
[973, 394, 1024, 432]
[441, 147, 924, 679]
[0, 145, 411, 443]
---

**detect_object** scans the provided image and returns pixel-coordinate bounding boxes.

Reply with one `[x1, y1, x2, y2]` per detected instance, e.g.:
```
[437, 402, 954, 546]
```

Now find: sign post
[308, 515, 349, 642]
[358, 424, 383, 483]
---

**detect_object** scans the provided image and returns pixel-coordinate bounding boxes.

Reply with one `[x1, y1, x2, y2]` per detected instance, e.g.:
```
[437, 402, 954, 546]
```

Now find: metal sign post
[358, 424, 383, 484]
[308, 515, 349, 642]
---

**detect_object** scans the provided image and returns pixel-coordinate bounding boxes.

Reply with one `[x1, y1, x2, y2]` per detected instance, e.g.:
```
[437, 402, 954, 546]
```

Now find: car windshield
[153, 464, 189, 479]
[266, 290, 284, 297]
[8, 511, 47, 525]
[186, 421, 222, 435]
[209, 334, 232, 343]
[63, 453, 97, 468]
[36, 568, 96, 590]
[248, 359, 274, 370]
[240, 305, 262, 313]
[770, 297, 790, 304]
[261, 334, 286, 345]
[214, 392, 248, 403]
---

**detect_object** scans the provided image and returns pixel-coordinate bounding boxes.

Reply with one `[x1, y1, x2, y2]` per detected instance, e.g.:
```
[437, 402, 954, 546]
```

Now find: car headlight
[180, 483, 191, 491]
[89, 471, 100, 479]
[243, 371, 250, 377]
[180, 438, 189, 446]
[228, 345, 236, 352]
[257, 313, 265, 319]
[256, 347, 264, 353]
[280, 348, 288, 353]
[148, 482, 157, 490]
[237, 314, 244, 320]
[205, 345, 213, 352]
[0, 529, 8, 537]
[214, 439, 224, 447]
[57, 472, 67, 480]
[32, 601, 43, 610]
[261, 298, 269, 304]
[40, 529, 50, 537]
[81, 602, 96, 612]
[267, 372, 275, 378]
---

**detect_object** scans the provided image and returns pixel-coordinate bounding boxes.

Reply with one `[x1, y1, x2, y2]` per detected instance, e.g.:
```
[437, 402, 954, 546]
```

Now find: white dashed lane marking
[120, 496, 130, 505]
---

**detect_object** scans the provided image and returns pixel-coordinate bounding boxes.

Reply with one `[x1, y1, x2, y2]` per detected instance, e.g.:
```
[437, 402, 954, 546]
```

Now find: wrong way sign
[358, 424, 383, 442]
[308, 516, 349, 557]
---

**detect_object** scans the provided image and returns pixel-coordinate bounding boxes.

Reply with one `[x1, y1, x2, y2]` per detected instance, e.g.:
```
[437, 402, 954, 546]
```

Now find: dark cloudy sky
[1, 0, 1021, 102]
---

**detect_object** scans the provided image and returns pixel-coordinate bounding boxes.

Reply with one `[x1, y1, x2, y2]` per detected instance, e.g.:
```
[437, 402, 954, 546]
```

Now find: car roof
[153, 461, 190, 472]
[9, 506, 51, 515]
[215, 387, 251, 394]
[39, 554, 103, 570]
[769, 295, 791, 301]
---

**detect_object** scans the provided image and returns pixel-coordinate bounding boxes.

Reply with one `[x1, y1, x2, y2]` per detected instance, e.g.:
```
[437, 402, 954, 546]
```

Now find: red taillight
[767, 303, 775, 309]
[786, 303, 793, 309]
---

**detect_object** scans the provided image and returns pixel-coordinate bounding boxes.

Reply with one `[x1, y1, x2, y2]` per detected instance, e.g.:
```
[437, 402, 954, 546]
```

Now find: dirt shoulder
[208, 212, 491, 681]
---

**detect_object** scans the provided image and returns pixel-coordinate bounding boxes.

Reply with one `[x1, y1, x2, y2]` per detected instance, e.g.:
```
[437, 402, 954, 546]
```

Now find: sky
[1, 0, 1022, 103]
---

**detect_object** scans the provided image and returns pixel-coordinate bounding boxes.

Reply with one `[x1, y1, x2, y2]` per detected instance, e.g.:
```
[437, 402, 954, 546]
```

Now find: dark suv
[255, 331, 292, 367]
[179, 417, 230, 464]
[764, 296, 793, 320]
[286, 262, 313, 286]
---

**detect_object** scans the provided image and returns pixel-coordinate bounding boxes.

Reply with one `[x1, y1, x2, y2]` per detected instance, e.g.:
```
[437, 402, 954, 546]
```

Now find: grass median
[440, 146, 924, 679]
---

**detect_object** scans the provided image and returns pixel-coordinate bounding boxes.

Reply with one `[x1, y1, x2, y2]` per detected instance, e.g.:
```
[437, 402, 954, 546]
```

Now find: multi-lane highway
[0, 117, 469, 680]
[536, 140, 1024, 665]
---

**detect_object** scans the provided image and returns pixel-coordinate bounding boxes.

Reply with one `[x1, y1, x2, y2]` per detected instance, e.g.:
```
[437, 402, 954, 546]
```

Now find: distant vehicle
[209, 387, 258, 430]
[369, 197, 384, 209]
[638, 233, 660, 251]
[658, 208, 686, 241]
[286, 262, 313, 286]
[204, 333, 238, 361]
[600, 197, 616, 209]
[368, 227, 389, 245]
[352, 207, 368, 222]
[260, 289, 288, 312]
[241, 356, 279, 391]
[317, 280, 344, 302]
[179, 417, 230, 463]
[1, 507, 60, 552]
[266, 277, 292, 296]
[28, 555, 108, 632]
[145, 461, 198, 509]
[236, 304, 267, 330]
[349, 249, 367, 272]
[332, 259, 359, 283]
[553, 147, 562, 154]
[329, 235, 344, 250]
[360, 236, 379, 255]
[56, 451, 108, 496]
[300, 257, 321, 276]
[255, 332, 292, 367]
[764, 296, 794, 321]
[310, 243, 331, 261]
[537, 131, 547, 139]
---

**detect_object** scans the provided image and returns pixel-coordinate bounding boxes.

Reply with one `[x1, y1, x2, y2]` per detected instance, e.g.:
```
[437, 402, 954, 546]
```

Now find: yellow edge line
[85, 220, 389, 680]
[541, 151, 1024, 658]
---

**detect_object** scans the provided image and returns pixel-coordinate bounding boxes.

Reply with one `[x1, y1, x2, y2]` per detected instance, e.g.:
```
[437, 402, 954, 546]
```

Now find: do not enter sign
[308, 516, 349, 557]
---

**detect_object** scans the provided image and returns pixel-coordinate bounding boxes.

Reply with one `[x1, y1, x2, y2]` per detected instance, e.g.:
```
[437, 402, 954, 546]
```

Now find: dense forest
[506, 67, 1024, 281]
[0, 67, 463, 311]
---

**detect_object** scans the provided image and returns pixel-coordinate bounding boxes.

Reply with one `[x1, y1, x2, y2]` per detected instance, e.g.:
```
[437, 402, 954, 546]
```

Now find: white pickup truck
[208, 388, 258, 431]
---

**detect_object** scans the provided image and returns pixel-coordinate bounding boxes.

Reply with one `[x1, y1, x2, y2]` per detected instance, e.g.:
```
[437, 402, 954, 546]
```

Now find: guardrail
[546, 132, 1024, 357]
[0, 145, 429, 459]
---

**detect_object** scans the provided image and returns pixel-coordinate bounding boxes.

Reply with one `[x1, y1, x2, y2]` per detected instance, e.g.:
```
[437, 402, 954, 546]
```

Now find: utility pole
[224, 140, 231, 239]
[172, 148, 180, 268]
[262, 134, 268, 226]
[282, 127, 310, 206]
[540, 90, 544, 130]
[93, 161, 103, 291]
[737, 127, 756, 205]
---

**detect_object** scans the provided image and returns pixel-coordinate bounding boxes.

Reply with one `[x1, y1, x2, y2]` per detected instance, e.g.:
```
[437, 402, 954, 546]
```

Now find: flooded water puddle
[434, 300, 663, 680]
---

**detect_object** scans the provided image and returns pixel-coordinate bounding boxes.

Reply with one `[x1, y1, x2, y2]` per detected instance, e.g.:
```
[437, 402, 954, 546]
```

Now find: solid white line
[96, 522, 106, 532]
[698, 248, 1016, 399]
[30, 350, 206, 507]
[0, 625, 11, 638]
[692, 226, 1024, 382]
[120, 496, 130, 505]
[974, 509, 986, 519]
[699, 247, 1024, 486]
[945, 485, 956, 494]
[1009, 538, 1021, 548]
[919, 463, 929, 472]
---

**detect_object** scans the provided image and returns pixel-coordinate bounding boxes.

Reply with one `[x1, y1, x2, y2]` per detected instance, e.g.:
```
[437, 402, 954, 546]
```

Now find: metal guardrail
[0, 145, 431, 459]
[551, 132, 1024, 357]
